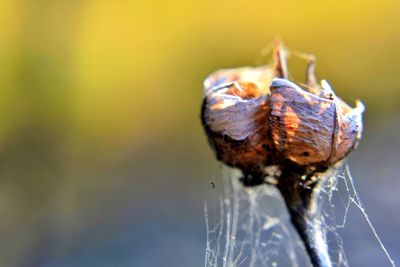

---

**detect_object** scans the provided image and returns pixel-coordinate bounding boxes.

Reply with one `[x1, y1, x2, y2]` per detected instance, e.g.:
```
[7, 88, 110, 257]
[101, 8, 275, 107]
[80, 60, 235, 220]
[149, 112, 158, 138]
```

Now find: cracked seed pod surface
[201, 46, 364, 182]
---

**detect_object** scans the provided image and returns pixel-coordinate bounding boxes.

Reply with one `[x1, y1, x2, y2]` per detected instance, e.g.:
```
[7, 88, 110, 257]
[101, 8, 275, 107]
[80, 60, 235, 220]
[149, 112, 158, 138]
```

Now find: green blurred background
[0, 0, 399, 266]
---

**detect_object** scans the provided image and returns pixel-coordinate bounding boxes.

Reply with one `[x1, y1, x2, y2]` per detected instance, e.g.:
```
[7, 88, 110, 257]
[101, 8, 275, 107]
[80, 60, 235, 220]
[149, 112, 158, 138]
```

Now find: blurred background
[0, 0, 399, 266]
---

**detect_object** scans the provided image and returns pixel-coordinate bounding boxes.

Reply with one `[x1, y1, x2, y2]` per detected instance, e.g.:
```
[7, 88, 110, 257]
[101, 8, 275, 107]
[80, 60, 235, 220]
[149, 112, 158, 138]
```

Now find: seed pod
[201, 42, 366, 267]
[201, 43, 364, 181]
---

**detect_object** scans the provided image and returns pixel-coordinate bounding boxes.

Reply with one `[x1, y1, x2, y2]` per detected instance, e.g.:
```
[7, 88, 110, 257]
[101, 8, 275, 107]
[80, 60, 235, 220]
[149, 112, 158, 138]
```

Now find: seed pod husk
[201, 66, 276, 179]
[269, 78, 364, 166]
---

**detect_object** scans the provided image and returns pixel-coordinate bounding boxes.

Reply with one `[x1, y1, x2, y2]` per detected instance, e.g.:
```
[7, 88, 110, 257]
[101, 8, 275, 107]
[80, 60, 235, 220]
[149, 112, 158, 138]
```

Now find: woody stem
[276, 169, 332, 267]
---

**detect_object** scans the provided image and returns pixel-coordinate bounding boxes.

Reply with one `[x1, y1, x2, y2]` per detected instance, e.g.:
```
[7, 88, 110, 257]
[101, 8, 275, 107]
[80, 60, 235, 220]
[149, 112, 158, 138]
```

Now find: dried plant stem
[277, 168, 332, 267]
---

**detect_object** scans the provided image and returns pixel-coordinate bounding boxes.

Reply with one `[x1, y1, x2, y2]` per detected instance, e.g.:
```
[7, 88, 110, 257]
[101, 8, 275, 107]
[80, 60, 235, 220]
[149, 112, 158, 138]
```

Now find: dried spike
[273, 40, 289, 79]
[305, 57, 318, 89]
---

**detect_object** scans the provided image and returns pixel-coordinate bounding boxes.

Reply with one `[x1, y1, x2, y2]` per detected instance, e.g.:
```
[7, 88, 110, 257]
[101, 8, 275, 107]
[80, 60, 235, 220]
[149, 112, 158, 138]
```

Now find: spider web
[204, 162, 396, 267]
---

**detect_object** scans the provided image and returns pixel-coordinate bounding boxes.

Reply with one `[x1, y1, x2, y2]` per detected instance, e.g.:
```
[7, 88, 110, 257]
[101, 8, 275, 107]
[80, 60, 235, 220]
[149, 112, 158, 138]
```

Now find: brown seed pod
[201, 43, 364, 183]
[201, 42, 366, 267]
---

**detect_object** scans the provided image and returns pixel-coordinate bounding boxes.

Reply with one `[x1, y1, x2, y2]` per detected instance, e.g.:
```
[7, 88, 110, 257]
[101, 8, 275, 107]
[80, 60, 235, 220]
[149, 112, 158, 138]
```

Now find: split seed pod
[201, 44, 364, 183]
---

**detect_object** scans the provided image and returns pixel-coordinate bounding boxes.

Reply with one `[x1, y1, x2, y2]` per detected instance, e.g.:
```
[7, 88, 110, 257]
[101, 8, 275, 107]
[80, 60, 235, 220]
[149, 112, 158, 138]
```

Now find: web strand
[204, 164, 396, 267]
[343, 164, 396, 267]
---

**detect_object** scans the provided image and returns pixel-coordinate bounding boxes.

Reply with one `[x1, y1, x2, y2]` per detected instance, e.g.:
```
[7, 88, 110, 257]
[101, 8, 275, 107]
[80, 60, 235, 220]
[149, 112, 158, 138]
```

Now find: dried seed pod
[201, 42, 364, 181]
[201, 42, 366, 267]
